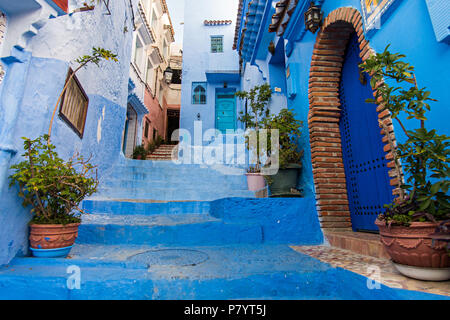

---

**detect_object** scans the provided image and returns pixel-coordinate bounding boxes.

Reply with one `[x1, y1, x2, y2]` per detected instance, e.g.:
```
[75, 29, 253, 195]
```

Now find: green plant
[361, 46, 449, 225]
[132, 145, 147, 159]
[263, 108, 304, 169]
[236, 83, 272, 171]
[155, 135, 164, 148]
[9, 135, 98, 225]
[147, 142, 156, 154]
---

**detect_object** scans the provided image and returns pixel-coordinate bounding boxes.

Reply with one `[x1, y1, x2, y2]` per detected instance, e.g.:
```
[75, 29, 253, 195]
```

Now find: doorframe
[307, 7, 401, 231]
[215, 87, 237, 132]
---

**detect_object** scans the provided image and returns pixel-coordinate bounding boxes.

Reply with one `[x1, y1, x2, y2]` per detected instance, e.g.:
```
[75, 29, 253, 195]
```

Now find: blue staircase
[0, 159, 447, 300]
[92, 158, 256, 201]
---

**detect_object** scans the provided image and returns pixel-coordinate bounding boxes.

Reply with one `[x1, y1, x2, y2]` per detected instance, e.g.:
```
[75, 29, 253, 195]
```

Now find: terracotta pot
[245, 173, 266, 191]
[29, 223, 80, 250]
[375, 219, 449, 268]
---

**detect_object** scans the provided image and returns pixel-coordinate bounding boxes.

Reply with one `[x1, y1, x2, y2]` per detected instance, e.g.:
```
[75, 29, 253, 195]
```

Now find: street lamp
[164, 66, 173, 84]
[304, 2, 323, 34]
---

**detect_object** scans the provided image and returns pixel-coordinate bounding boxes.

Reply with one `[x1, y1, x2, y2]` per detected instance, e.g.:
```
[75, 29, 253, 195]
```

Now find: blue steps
[93, 159, 255, 201]
[0, 244, 446, 300]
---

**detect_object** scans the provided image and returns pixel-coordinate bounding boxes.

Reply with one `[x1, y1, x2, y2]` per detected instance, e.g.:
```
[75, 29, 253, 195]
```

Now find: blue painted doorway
[215, 88, 236, 133]
[339, 33, 394, 232]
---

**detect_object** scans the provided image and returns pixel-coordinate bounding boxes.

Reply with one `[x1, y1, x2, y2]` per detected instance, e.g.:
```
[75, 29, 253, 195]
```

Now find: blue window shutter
[425, 0, 450, 43]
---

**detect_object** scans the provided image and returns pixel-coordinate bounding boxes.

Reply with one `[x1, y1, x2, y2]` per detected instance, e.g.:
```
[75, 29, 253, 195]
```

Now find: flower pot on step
[29, 223, 80, 258]
[269, 164, 301, 196]
[375, 219, 449, 280]
[245, 173, 266, 191]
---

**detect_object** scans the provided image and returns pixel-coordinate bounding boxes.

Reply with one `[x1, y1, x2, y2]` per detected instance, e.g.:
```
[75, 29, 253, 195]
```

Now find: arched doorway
[308, 8, 400, 231]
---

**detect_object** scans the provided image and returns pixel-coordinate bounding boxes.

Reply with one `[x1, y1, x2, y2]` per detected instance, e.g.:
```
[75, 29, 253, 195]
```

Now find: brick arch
[308, 7, 400, 230]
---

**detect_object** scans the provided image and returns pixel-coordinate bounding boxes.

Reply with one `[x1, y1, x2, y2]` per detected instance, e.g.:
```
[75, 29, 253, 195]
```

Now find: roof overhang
[205, 70, 241, 83]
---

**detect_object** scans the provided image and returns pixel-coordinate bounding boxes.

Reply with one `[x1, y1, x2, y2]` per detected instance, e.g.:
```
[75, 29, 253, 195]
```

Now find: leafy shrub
[9, 135, 98, 225]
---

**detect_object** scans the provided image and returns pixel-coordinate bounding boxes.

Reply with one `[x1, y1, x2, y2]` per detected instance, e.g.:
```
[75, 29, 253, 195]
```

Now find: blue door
[339, 33, 394, 232]
[215, 89, 236, 133]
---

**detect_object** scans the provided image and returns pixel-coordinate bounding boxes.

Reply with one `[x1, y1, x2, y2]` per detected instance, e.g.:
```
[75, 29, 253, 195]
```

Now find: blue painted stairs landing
[92, 158, 256, 201]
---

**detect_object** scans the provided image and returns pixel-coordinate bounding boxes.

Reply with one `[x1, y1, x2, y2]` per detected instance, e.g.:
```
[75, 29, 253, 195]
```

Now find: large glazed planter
[375, 219, 449, 269]
[269, 164, 301, 196]
[29, 223, 80, 258]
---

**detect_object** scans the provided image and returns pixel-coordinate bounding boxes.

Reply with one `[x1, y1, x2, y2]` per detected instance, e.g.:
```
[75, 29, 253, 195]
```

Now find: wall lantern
[164, 66, 173, 84]
[304, 2, 323, 34]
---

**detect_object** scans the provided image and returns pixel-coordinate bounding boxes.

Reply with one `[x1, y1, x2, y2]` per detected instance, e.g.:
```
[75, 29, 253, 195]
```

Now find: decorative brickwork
[308, 7, 400, 230]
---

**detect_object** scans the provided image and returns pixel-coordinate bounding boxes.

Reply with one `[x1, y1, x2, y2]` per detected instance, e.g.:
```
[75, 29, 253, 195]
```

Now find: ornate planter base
[29, 223, 80, 257]
[393, 262, 450, 281]
[375, 219, 449, 269]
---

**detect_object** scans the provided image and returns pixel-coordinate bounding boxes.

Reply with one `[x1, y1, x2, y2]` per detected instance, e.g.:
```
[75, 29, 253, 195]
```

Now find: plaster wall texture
[0, 0, 138, 266]
[180, 0, 241, 141]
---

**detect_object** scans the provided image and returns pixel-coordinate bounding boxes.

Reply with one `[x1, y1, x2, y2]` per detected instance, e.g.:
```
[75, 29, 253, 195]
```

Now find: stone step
[323, 231, 390, 259]
[82, 199, 211, 216]
[101, 178, 247, 190]
[0, 244, 443, 300]
[94, 187, 255, 201]
[77, 214, 263, 246]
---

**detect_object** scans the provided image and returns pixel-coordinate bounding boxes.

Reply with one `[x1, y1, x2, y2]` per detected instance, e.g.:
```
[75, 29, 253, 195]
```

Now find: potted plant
[361, 46, 449, 281]
[8, 47, 118, 258]
[9, 135, 98, 258]
[264, 108, 304, 196]
[236, 83, 272, 191]
[132, 145, 148, 160]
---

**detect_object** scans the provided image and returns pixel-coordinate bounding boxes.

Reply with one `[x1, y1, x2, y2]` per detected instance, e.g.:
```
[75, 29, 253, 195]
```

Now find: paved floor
[292, 245, 450, 297]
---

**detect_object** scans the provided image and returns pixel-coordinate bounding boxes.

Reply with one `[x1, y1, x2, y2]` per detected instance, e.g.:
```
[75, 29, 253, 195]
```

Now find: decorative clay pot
[29, 223, 80, 258]
[375, 219, 449, 269]
[245, 173, 266, 191]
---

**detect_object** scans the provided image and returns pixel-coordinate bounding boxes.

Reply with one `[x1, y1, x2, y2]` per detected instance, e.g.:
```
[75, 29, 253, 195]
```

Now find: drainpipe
[0, 48, 32, 195]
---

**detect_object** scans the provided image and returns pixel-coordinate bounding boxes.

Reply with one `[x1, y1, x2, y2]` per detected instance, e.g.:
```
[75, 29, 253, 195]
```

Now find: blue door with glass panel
[339, 33, 394, 232]
[215, 89, 236, 133]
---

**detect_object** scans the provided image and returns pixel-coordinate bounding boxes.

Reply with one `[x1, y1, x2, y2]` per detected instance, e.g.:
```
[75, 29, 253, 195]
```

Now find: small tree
[10, 47, 118, 224]
[236, 83, 272, 171]
[264, 108, 304, 169]
[361, 46, 449, 225]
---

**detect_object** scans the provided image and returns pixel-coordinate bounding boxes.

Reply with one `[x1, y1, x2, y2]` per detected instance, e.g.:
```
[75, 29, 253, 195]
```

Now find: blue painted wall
[0, 0, 137, 266]
[180, 0, 242, 142]
[239, 0, 450, 197]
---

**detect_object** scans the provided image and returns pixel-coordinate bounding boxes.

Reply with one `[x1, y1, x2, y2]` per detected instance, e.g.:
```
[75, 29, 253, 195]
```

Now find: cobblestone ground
[292, 245, 450, 297]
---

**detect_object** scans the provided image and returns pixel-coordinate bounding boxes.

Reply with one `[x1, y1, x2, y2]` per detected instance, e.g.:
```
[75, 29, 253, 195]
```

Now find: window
[192, 82, 207, 104]
[211, 36, 223, 53]
[171, 69, 182, 84]
[134, 36, 144, 71]
[59, 68, 89, 138]
[144, 119, 150, 139]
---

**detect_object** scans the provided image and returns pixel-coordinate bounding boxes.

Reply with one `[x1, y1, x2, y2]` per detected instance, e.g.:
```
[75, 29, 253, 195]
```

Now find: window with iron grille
[192, 82, 206, 104]
[59, 68, 89, 138]
[210, 36, 223, 53]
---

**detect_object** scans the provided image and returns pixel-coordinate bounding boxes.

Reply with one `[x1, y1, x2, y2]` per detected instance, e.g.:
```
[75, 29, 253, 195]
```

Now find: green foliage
[361, 46, 449, 224]
[236, 84, 272, 171]
[132, 145, 148, 160]
[75, 47, 118, 68]
[9, 135, 98, 225]
[147, 142, 156, 154]
[236, 83, 272, 130]
[264, 108, 304, 169]
[155, 135, 164, 148]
